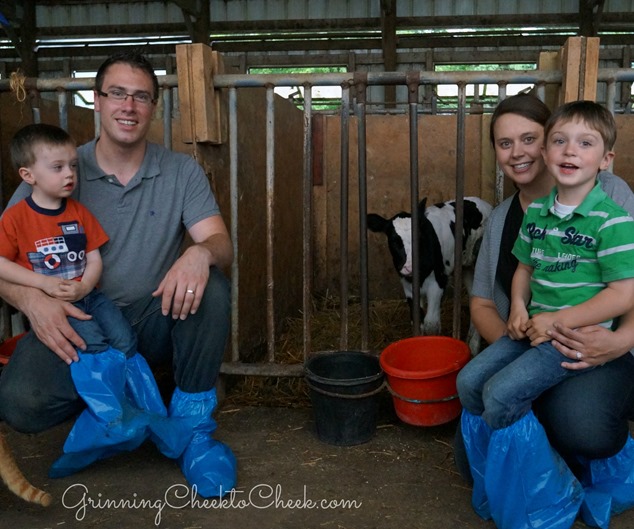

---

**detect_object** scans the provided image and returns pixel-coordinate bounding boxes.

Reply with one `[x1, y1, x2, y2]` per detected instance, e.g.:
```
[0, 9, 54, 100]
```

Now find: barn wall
[196, 89, 305, 357]
[314, 112, 634, 300]
[0, 89, 305, 360]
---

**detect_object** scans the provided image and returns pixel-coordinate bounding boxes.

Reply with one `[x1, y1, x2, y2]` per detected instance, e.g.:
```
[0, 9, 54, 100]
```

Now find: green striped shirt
[512, 182, 634, 327]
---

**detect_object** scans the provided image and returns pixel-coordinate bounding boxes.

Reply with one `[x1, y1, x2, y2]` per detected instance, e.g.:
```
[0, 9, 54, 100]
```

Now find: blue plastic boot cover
[169, 387, 237, 498]
[460, 410, 492, 520]
[125, 353, 192, 459]
[49, 348, 151, 478]
[484, 410, 584, 529]
[579, 435, 634, 529]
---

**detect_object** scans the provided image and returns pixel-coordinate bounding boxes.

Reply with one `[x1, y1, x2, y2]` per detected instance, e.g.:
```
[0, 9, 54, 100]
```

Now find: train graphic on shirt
[27, 221, 87, 280]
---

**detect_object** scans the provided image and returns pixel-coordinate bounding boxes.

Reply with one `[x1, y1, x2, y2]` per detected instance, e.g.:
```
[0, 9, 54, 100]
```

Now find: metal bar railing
[338, 84, 351, 352]
[10, 66, 634, 378]
[265, 86, 276, 363]
[406, 71, 421, 336]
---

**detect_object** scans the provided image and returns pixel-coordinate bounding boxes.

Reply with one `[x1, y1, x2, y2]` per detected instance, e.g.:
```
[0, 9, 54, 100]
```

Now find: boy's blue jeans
[457, 335, 593, 430]
[0, 268, 231, 433]
[69, 289, 137, 357]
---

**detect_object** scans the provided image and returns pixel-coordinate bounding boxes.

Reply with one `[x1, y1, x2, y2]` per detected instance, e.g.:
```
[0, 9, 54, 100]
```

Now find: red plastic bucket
[380, 336, 471, 426]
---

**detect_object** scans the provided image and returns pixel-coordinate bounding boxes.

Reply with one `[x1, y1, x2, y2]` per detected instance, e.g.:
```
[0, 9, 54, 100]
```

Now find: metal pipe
[355, 72, 370, 350]
[339, 84, 351, 351]
[212, 70, 562, 89]
[453, 83, 467, 340]
[229, 87, 240, 363]
[266, 85, 276, 363]
[407, 71, 421, 335]
[302, 84, 314, 360]
[163, 87, 173, 150]
[57, 89, 68, 132]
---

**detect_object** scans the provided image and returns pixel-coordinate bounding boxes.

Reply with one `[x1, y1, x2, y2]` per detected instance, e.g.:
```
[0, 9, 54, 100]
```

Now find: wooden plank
[175, 44, 194, 143]
[560, 37, 582, 104]
[558, 37, 600, 104]
[175, 43, 225, 144]
[581, 37, 600, 101]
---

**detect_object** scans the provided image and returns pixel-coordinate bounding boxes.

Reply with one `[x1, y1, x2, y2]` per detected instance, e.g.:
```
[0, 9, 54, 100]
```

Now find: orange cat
[0, 432, 51, 506]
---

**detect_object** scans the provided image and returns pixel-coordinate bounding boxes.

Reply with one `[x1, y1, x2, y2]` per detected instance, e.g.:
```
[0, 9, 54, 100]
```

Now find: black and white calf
[367, 197, 492, 353]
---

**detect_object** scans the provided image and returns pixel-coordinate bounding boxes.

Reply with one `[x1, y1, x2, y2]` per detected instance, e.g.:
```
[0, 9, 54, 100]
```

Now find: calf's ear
[367, 213, 388, 233]
[417, 197, 427, 215]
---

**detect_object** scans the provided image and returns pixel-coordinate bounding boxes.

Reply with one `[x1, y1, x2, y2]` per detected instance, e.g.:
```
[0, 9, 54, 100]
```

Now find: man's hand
[22, 288, 90, 364]
[152, 244, 210, 320]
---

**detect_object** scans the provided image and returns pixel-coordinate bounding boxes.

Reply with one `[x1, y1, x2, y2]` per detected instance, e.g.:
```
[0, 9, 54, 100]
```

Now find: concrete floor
[2, 392, 634, 529]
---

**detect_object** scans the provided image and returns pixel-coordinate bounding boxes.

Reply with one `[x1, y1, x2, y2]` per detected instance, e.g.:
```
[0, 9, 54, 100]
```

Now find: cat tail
[0, 434, 52, 506]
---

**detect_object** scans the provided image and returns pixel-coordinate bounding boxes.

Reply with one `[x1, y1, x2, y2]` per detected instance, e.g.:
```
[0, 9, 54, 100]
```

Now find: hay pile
[224, 293, 471, 408]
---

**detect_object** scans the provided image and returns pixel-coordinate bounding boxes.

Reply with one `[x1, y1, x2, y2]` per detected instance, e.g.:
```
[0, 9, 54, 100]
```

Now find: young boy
[459, 100, 634, 430]
[457, 101, 634, 527]
[0, 123, 136, 358]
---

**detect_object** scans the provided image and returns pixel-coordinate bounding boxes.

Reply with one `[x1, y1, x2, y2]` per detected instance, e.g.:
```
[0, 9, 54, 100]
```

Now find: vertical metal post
[229, 87, 240, 363]
[407, 71, 421, 335]
[339, 84, 351, 351]
[163, 87, 173, 150]
[355, 73, 370, 350]
[266, 85, 276, 362]
[606, 78, 616, 114]
[302, 84, 314, 359]
[57, 89, 68, 132]
[453, 82, 467, 340]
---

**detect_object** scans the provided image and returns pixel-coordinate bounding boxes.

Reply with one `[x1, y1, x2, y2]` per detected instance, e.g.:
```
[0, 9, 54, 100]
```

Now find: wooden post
[537, 50, 560, 111]
[175, 43, 226, 144]
[558, 37, 600, 103]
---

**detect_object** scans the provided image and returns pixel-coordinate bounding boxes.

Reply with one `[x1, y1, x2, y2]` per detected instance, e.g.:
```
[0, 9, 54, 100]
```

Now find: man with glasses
[0, 52, 236, 497]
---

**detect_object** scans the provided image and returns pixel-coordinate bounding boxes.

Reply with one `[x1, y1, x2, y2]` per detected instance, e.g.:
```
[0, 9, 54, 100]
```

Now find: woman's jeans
[454, 345, 634, 482]
[0, 267, 231, 433]
[457, 336, 595, 430]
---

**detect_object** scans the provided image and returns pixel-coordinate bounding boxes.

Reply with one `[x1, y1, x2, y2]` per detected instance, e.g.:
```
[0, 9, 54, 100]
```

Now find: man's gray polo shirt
[76, 140, 220, 306]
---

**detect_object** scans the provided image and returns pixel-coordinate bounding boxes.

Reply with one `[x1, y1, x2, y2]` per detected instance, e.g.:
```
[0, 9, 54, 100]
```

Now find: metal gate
[2, 63, 634, 377]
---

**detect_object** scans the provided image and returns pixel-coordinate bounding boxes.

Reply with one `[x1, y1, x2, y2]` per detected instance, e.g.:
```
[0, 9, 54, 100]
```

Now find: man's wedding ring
[186, 289, 195, 294]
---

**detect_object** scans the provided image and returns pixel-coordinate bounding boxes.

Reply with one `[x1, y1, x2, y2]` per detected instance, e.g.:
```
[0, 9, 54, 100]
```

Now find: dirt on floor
[2, 389, 634, 529]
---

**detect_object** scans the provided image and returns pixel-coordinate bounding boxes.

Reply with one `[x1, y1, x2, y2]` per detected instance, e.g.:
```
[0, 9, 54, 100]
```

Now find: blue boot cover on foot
[485, 411, 584, 529]
[169, 387, 237, 498]
[461, 410, 492, 519]
[580, 436, 634, 529]
[49, 349, 151, 478]
[125, 353, 191, 459]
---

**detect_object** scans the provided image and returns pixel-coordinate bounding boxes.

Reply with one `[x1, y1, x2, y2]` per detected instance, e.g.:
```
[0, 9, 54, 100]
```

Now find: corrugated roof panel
[453, 0, 477, 17]
[37, 1, 183, 28]
[32, 0, 634, 28]
[285, 1, 308, 20]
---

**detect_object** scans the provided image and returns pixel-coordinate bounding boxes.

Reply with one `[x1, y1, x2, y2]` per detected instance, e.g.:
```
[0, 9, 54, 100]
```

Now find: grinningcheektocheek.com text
[62, 482, 364, 526]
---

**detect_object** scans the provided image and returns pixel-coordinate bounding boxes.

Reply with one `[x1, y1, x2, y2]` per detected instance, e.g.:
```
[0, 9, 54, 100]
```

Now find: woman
[455, 93, 634, 528]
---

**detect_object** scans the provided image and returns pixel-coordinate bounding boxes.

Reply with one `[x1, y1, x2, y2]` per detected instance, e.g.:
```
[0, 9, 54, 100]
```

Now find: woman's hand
[548, 322, 630, 370]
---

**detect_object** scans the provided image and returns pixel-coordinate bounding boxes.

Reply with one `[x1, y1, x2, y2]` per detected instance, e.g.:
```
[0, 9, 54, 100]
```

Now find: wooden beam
[175, 43, 225, 144]
[558, 36, 600, 103]
[381, 0, 397, 107]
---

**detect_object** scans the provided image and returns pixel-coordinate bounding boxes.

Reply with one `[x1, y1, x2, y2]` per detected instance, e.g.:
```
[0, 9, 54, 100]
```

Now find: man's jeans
[0, 267, 231, 433]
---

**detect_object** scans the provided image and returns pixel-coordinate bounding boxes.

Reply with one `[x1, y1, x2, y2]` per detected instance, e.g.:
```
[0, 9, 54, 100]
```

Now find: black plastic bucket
[305, 351, 385, 446]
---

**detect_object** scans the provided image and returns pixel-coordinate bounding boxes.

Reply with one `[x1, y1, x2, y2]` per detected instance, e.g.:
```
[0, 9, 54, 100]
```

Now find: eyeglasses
[97, 88, 156, 106]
